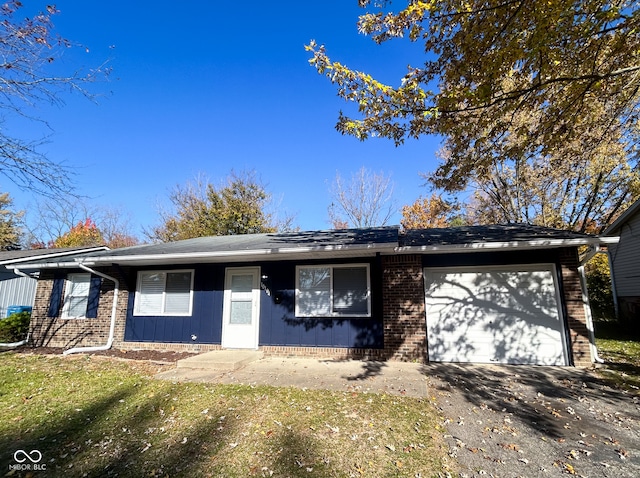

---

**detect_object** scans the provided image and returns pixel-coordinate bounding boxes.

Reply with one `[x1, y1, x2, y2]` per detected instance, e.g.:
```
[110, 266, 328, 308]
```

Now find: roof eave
[27, 243, 398, 268]
[0, 246, 110, 268]
[393, 236, 619, 254]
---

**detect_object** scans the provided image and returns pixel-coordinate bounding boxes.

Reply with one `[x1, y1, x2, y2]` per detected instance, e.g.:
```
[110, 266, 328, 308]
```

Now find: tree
[328, 166, 396, 228]
[307, 1, 639, 192]
[52, 218, 104, 248]
[0, 2, 108, 197]
[0, 192, 22, 250]
[400, 193, 455, 229]
[24, 198, 140, 249]
[445, 101, 640, 232]
[148, 171, 290, 242]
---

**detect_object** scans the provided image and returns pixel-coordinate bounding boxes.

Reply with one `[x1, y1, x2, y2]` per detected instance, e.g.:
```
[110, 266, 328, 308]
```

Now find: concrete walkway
[155, 356, 430, 397]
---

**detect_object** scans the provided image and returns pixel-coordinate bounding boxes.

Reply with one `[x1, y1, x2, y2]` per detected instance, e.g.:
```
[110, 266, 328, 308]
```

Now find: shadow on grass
[0, 383, 236, 477]
[0, 361, 350, 477]
[272, 428, 330, 477]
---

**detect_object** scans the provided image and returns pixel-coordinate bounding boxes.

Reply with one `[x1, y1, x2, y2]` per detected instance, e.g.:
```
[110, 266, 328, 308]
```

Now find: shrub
[585, 254, 615, 321]
[0, 311, 30, 343]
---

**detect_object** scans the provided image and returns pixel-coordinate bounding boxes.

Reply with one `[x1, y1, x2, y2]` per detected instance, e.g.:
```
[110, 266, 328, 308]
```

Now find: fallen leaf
[498, 443, 520, 452]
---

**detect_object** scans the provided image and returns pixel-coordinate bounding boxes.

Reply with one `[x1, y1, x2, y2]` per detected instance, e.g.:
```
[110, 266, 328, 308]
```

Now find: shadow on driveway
[423, 363, 640, 477]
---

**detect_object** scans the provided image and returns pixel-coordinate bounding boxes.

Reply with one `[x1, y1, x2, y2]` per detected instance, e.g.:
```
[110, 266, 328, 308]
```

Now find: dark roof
[91, 227, 399, 258]
[9, 228, 400, 267]
[5, 225, 612, 269]
[400, 224, 594, 247]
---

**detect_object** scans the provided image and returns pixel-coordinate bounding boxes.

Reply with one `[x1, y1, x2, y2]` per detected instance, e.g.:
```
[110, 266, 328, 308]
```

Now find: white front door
[222, 267, 260, 349]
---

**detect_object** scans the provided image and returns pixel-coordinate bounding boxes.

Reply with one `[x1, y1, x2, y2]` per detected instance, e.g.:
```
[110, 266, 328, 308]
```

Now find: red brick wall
[30, 267, 129, 349]
[380, 255, 427, 361]
[558, 248, 592, 366]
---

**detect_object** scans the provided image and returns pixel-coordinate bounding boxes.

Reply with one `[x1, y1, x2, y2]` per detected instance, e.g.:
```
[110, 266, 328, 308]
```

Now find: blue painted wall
[123, 258, 384, 349]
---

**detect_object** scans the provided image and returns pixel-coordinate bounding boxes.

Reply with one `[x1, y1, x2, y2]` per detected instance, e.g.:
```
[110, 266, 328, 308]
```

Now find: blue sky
[7, 1, 441, 238]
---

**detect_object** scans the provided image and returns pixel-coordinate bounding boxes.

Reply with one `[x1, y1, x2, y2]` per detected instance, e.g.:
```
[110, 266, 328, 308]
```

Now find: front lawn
[0, 353, 450, 477]
[595, 321, 640, 393]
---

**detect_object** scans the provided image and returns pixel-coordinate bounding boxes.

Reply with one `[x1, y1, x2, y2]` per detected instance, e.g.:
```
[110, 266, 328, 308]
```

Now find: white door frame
[221, 266, 261, 349]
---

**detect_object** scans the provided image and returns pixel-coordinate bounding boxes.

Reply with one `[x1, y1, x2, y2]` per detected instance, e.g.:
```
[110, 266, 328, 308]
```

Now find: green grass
[595, 321, 640, 393]
[0, 353, 450, 477]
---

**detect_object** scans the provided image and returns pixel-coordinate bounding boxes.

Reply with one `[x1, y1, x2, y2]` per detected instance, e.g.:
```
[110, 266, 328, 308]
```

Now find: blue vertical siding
[124, 264, 224, 344]
[257, 260, 383, 348]
[124, 258, 384, 349]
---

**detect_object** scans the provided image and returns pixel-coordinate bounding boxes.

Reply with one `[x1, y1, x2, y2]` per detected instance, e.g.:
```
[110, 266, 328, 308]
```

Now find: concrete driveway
[157, 357, 640, 477]
[426, 363, 640, 478]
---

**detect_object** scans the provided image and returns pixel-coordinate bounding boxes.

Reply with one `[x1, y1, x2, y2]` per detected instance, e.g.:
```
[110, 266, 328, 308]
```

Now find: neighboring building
[604, 199, 640, 326]
[4, 225, 617, 366]
[0, 247, 107, 318]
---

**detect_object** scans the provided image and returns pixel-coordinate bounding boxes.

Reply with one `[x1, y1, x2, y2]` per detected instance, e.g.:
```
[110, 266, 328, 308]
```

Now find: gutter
[0, 267, 34, 348]
[16, 243, 398, 269]
[395, 236, 620, 254]
[63, 264, 119, 356]
[0, 246, 108, 266]
[578, 245, 604, 364]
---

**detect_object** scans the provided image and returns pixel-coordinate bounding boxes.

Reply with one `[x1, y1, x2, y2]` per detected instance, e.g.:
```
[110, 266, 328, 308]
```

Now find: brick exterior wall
[558, 248, 592, 366]
[379, 255, 427, 361]
[30, 267, 129, 349]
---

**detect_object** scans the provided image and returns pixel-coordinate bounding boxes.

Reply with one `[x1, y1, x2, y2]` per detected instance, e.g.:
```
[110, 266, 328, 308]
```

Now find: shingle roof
[9, 228, 400, 267]
[91, 227, 399, 258]
[4, 225, 613, 269]
[400, 224, 594, 247]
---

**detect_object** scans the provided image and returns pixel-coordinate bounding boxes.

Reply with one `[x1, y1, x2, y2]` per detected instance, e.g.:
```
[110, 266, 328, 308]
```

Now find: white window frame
[134, 269, 194, 316]
[295, 264, 371, 318]
[61, 273, 92, 319]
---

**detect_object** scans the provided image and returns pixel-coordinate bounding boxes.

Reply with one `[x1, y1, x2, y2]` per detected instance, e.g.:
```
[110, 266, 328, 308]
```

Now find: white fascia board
[73, 243, 397, 267]
[393, 236, 619, 254]
[0, 246, 110, 268]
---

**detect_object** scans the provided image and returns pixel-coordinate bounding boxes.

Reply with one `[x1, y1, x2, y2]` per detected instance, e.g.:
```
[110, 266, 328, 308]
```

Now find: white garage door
[424, 264, 569, 365]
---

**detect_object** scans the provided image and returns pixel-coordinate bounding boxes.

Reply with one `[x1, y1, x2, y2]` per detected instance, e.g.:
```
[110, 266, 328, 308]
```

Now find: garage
[424, 264, 569, 365]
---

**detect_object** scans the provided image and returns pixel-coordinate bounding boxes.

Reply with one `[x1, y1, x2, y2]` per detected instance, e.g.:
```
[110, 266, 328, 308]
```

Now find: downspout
[578, 245, 604, 364]
[63, 264, 119, 356]
[0, 267, 35, 348]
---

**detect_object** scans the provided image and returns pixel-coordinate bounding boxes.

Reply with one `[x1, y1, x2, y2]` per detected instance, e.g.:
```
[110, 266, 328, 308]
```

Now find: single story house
[5, 225, 617, 366]
[604, 198, 640, 326]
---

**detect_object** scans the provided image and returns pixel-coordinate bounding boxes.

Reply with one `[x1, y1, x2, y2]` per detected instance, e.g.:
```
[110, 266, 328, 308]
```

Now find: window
[296, 264, 370, 317]
[134, 270, 194, 316]
[62, 273, 91, 319]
